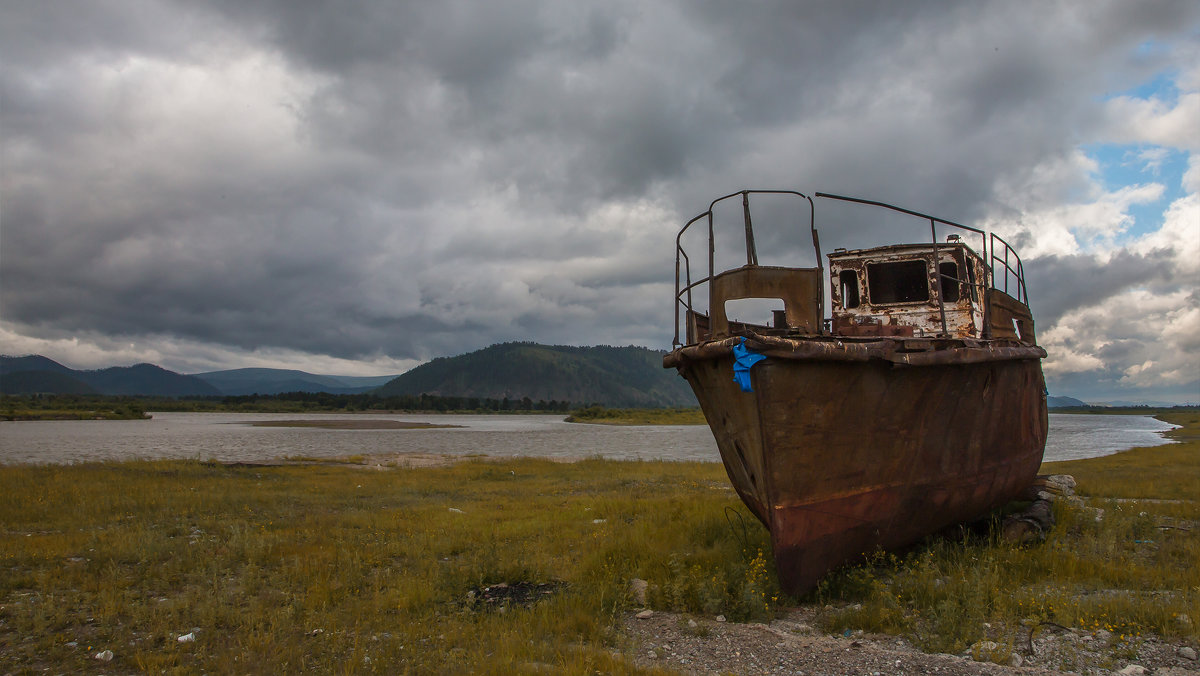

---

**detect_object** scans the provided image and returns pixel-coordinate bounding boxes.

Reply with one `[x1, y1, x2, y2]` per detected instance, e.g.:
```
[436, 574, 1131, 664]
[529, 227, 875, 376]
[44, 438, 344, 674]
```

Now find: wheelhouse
[828, 240, 988, 338]
[672, 191, 1037, 347]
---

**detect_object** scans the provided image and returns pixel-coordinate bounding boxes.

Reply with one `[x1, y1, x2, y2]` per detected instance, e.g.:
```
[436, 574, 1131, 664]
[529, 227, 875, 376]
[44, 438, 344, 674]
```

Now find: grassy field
[565, 406, 706, 425]
[0, 457, 773, 673]
[1, 413, 1195, 673]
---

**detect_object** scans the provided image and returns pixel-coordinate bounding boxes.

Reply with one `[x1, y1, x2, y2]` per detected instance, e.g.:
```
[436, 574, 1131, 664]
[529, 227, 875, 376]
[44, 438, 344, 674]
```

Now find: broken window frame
[865, 259, 931, 306]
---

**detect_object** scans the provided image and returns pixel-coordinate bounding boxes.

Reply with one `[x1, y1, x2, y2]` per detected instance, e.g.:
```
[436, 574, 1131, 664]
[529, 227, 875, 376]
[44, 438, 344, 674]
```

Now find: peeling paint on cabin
[828, 241, 987, 339]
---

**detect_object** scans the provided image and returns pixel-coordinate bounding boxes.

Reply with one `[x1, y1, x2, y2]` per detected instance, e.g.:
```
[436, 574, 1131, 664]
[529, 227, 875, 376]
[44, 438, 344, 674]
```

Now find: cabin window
[965, 263, 978, 302]
[724, 297, 784, 329]
[866, 260, 929, 304]
[939, 262, 960, 302]
[838, 270, 860, 309]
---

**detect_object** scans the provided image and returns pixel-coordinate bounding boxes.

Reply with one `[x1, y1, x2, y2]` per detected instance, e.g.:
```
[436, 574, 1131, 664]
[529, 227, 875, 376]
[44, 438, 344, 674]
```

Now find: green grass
[565, 406, 706, 425]
[0, 457, 773, 673]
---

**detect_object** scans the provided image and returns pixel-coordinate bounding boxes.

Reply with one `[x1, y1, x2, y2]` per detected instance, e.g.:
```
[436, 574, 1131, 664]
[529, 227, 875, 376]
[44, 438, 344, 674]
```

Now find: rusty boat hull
[665, 333, 1047, 595]
[667, 190, 1049, 596]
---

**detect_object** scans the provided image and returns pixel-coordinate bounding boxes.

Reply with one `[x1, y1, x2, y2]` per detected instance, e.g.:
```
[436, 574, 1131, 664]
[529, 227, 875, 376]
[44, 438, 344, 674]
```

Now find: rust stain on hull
[666, 190, 1048, 596]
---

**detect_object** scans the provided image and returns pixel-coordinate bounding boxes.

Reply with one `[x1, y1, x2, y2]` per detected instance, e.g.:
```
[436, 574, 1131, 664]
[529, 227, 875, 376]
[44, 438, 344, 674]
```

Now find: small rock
[592, 519, 607, 524]
[629, 578, 648, 605]
[1009, 653, 1023, 667]
[636, 610, 654, 619]
[1178, 646, 1197, 660]
[94, 649, 114, 662]
[1117, 665, 1146, 676]
[448, 507, 464, 514]
[715, 615, 726, 622]
[1042, 474, 1076, 496]
[687, 619, 697, 628]
[177, 632, 195, 643]
[970, 640, 999, 661]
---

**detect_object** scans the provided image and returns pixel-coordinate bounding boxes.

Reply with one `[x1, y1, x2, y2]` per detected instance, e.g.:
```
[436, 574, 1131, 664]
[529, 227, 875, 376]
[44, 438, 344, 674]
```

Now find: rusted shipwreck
[664, 190, 1047, 595]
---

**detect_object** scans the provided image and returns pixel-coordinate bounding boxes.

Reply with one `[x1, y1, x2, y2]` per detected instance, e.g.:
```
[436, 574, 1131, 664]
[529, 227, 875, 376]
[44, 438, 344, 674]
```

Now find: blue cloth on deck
[731, 337, 767, 392]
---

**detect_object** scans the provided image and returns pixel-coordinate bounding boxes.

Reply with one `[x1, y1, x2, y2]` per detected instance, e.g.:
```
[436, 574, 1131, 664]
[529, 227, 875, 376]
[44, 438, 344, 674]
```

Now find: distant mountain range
[376, 342, 697, 408]
[0, 355, 221, 397]
[0, 344, 697, 407]
[1046, 395, 1088, 408]
[5, 349, 1148, 410]
[189, 368, 397, 396]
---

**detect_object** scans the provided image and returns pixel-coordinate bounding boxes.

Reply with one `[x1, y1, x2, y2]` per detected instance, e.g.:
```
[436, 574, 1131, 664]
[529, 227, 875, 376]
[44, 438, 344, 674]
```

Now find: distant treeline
[215, 391, 575, 413]
[2, 394, 150, 420]
[1053, 405, 1199, 415]
[2, 392, 575, 417]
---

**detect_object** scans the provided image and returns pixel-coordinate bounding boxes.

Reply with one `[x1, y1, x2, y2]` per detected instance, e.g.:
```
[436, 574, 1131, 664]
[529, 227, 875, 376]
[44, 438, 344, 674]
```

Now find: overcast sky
[2, 0, 1197, 403]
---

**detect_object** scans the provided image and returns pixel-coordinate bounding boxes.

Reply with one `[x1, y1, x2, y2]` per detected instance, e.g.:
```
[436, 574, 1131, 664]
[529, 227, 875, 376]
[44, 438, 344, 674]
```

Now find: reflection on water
[0, 411, 1178, 466]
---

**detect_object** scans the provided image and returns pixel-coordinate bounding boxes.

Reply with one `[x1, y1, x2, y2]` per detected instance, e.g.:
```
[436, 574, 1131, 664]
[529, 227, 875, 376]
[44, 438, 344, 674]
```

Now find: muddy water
[0, 412, 1178, 465]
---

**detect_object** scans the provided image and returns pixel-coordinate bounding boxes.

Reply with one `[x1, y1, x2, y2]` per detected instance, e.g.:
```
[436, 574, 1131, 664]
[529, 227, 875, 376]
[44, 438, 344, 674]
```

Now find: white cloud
[0, 324, 420, 376]
[1133, 146, 1171, 174]
[1041, 287, 1197, 390]
[986, 160, 1165, 259]
[1101, 92, 1200, 150]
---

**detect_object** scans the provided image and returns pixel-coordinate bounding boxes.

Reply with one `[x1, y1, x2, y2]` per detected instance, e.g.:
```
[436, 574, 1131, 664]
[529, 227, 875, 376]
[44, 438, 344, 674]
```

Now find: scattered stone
[687, 619, 697, 629]
[1042, 474, 1077, 496]
[1117, 664, 1146, 675]
[636, 610, 654, 619]
[94, 649, 114, 662]
[464, 581, 565, 611]
[177, 632, 195, 643]
[1009, 653, 1023, 667]
[448, 507, 464, 514]
[592, 519, 607, 524]
[970, 640, 999, 661]
[629, 578, 648, 605]
[1178, 646, 1197, 660]
[715, 615, 726, 622]
[1002, 498, 1055, 543]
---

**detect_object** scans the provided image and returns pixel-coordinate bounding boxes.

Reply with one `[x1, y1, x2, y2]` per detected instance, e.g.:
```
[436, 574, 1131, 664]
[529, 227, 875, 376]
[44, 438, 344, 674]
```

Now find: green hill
[0, 370, 98, 395]
[375, 343, 697, 408]
[192, 368, 399, 395]
[0, 356, 220, 397]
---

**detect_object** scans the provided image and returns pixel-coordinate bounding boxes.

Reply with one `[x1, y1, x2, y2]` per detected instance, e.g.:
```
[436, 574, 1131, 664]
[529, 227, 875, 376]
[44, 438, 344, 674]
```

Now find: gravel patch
[623, 608, 1199, 676]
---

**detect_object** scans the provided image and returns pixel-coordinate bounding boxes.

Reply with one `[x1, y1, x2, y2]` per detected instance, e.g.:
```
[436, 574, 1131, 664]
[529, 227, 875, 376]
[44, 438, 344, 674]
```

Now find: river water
[0, 412, 1178, 466]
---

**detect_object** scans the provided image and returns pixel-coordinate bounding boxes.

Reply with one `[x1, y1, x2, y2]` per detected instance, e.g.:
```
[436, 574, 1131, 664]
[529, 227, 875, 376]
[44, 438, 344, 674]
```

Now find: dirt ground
[622, 608, 1200, 676]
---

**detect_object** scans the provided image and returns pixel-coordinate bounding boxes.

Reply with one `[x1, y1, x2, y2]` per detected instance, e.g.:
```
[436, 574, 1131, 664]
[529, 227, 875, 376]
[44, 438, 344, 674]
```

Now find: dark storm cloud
[1025, 249, 1175, 327]
[1, 0, 1198, 394]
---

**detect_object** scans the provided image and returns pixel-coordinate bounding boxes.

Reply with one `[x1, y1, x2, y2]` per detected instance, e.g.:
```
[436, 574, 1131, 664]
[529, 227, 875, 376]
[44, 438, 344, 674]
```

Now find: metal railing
[673, 190, 1031, 346]
[673, 190, 819, 347]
